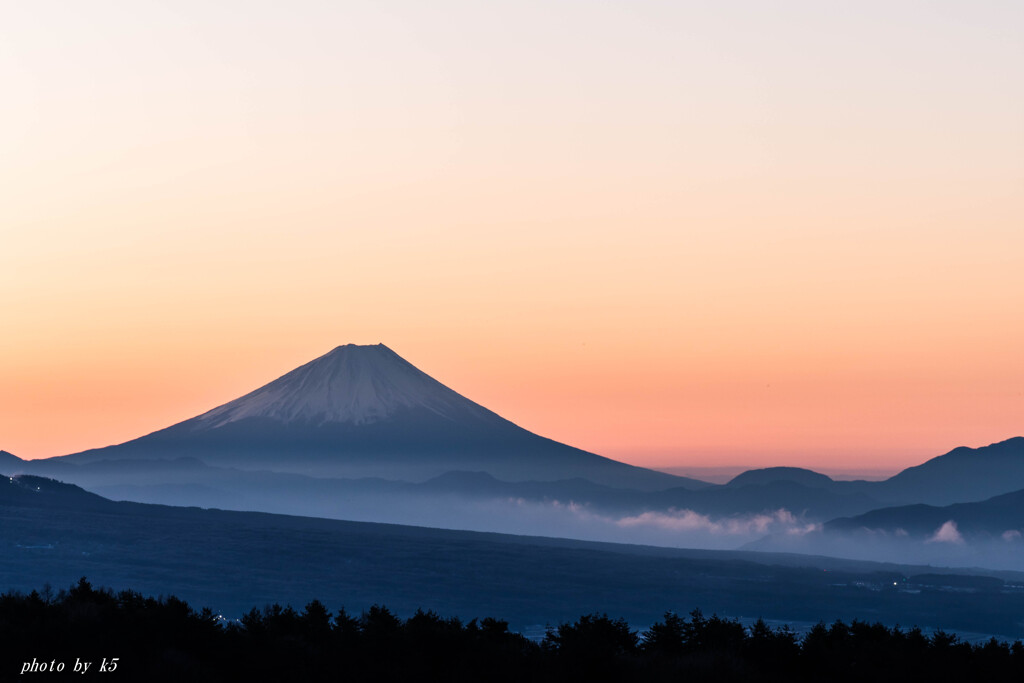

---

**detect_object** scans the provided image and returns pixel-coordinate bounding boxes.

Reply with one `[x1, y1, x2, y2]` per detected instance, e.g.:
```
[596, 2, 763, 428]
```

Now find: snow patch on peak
[192, 344, 495, 429]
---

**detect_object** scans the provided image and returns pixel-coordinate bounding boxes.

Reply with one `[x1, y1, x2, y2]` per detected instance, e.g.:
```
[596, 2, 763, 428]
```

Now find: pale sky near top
[2, 1, 1022, 473]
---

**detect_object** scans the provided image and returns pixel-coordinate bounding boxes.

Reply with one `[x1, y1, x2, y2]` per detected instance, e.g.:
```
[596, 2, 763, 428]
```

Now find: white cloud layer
[926, 520, 964, 545]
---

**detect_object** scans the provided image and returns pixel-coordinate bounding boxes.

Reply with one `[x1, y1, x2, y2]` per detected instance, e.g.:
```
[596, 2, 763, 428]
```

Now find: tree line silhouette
[2, 578, 1023, 681]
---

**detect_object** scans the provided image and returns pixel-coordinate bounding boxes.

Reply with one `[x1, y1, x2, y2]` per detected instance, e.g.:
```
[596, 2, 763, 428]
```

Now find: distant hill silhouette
[0, 451, 24, 470]
[718, 441, 1024, 508]
[827, 488, 1024, 538]
[10, 346, 1024, 548]
[726, 467, 836, 490]
[0, 472, 113, 511]
[717, 438, 1024, 510]
[863, 438, 1024, 506]
[7, 473, 1024, 640]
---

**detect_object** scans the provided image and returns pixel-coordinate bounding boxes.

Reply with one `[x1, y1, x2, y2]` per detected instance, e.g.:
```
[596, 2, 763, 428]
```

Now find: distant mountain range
[5, 473, 1024, 638]
[827, 488, 1024, 539]
[3, 344, 1024, 566]
[718, 438, 1024, 509]
[866, 438, 1024, 506]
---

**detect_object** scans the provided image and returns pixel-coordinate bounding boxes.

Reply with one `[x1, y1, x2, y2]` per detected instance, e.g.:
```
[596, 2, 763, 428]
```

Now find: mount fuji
[52, 344, 692, 491]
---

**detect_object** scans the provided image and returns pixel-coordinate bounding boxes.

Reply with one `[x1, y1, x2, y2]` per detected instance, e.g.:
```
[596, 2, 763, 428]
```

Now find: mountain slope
[867, 438, 1024, 505]
[716, 438, 1024, 508]
[7, 474, 1024, 637]
[726, 467, 836, 490]
[52, 344, 695, 491]
[191, 343, 508, 429]
[1, 473, 113, 511]
[826, 488, 1024, 538]
[0, 451, 25, 471]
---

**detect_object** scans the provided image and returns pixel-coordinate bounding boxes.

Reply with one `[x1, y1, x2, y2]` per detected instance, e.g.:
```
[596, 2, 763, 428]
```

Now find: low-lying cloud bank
[926, 520, 965, 545]
[387, 497, 1024, 570]
[748, 518, 1024, 571]
[617, 508, 820, 537]
[89, 482, 1024, 571]
[478, 497, 822, 549]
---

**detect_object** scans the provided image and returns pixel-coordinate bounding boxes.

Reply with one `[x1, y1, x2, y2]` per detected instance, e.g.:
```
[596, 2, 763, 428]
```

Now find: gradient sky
[2, 1, 1022, 475]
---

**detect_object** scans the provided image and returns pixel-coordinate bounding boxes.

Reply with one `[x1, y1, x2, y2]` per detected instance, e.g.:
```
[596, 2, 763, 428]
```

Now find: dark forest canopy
[3, 579, 1024, 682]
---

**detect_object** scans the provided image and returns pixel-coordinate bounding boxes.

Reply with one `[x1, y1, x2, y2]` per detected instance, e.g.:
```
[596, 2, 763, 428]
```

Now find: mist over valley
[4, 345, 1024, 645]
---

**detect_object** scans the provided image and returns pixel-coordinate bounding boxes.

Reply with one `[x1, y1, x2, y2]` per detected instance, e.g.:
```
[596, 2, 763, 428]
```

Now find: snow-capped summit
[192, 344, 497, 429]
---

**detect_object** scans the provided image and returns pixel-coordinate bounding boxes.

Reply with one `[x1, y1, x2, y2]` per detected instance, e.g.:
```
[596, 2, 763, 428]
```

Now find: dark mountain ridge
[701, 438, 1024, 508]
[726, 467, 836, 490]
[7, 345, 1024, 545]
[6, 474, 1024, 639]
[1, 472, 113, 511]
[867, 437, 1024, 505]
[827, 488, 1024, 538]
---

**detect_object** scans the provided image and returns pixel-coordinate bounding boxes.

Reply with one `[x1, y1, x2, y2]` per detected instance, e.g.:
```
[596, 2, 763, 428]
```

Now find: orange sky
[2, 2, 1022, 474]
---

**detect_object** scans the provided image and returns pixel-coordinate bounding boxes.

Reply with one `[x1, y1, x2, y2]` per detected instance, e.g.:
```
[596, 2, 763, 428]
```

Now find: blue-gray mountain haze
[5, 344, 1024, 635]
